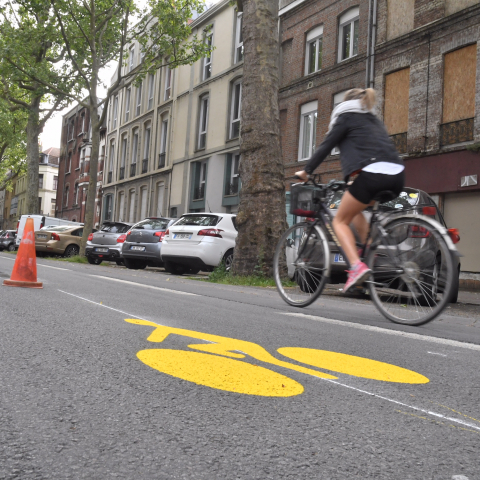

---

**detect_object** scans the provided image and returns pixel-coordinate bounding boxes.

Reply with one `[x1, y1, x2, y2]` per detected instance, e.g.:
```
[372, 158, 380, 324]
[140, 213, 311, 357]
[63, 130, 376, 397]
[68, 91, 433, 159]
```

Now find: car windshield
[133, 219, 170, 230]
[327, 189, 420, 211]
[174, 215, 220, 227]
[100, 223, 130, 233]
[41, 226, 73, 232]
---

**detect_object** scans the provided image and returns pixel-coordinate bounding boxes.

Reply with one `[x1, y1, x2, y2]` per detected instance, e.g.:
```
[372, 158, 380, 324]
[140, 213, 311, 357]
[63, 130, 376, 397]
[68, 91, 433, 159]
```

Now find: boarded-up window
[387, 0, 414, 40]
[384, 68, 410, 134]
[445, 0, 478, 16]
[443, 45, 477, 123]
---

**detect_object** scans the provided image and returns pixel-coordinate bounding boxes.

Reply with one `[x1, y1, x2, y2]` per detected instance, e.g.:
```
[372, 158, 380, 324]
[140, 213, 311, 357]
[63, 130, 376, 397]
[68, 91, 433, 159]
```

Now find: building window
[51, 199, 56, 216]
[143, 125, 151, 173]
[299, 101, 318, 160]
[108, 143, 115, 183]
[156, 183, 165, 216]
[80, 114, 85, 133]
[164, 61, 172, 101]
[338, 8, 359, 62]
[203, 27, 213, 81]
[306, 26, 323, 75]
[147, 74, 155, 110]
[441, 44, 476, 146]
[112, 95, 118, 128]
[53, 175, 58, 190]
[67, 153, 72, 173]
[384, 68, 410, 154]
[198, 95, 209, 149]
[80, 148, 86, 169]
[38, 197, 42, 213]
[170, 207, 178, 218]
[131, 130, 139, 177]
[128, 190, 136, 222]
[119, 137, 127, 180]
[129, 46, 135, 72]
[139, 186, 148, 220]
[193, 161, 207, 200]
[235, 13, 243, 63]
[229, 80, 242, 139]
[158, 119, 168, 169]
[225, 153, 240, 196]
[135, 82, 143, 116]
[117, 192, 125, 221]
[68, 118, 74, 140]
[125, 88, 131, 122]
[39, 174, 44, 189]
[64, 186, 69, 208]
[105, 195, 113, 221]
[74, 183, 79, 205]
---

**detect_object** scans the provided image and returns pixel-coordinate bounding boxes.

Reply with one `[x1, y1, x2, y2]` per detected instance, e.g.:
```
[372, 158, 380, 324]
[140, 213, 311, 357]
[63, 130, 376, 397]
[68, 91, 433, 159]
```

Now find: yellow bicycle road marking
[278, 348, 429, 383]
[126, 319, 429, 396]
[138, 349, 304, 397]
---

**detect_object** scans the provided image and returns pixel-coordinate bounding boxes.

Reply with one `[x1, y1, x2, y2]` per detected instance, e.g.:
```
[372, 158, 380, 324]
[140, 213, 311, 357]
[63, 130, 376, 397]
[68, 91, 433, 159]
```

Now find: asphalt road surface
[1, 253, 479, 480]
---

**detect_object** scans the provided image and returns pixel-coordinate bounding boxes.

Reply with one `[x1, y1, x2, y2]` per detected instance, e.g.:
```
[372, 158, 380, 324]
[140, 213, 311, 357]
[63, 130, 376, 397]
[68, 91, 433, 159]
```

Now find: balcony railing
[158, 153, 166, 169]
[130, 163, 136, 177]
[193, 184, 205, 201]
[142, 159, 148, 174]
[224, 179, 239, 196]
[440, 118, 474, 147]
[119, 167, 125, 180]
[107, 171, 112, 183]
[390, 132, 407, 154]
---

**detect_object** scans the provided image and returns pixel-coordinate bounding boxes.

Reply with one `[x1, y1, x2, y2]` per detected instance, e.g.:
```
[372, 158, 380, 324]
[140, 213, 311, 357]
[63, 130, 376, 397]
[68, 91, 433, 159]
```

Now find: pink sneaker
[344, 261, 372, 294]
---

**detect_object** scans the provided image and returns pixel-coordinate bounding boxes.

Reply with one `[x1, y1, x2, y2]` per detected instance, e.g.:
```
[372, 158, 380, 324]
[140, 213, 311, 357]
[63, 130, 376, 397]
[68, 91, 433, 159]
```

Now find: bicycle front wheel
[274, 222, 330, 307]
[367, 216, 455, 326]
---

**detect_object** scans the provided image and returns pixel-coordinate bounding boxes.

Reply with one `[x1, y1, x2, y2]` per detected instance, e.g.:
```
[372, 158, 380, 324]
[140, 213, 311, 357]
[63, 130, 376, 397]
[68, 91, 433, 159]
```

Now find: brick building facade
[56, 102, 105, 227]
[278, 0, 480, 273]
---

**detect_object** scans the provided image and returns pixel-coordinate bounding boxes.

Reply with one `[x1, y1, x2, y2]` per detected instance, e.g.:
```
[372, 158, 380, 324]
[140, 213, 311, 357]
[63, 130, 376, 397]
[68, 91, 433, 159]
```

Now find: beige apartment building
[102, 0, 243, 222]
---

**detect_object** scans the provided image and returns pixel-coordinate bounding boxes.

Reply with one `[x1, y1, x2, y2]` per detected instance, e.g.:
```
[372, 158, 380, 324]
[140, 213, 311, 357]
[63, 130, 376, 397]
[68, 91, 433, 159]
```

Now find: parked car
[16, 214, 82, 247]
[85, 221, 133, 265]
[161, 213, 238, 275]
[121, 217, 176, 270]
[0, 230, 17, 251]
[35, 225, 96, 257]
[294, 186, 461, 302]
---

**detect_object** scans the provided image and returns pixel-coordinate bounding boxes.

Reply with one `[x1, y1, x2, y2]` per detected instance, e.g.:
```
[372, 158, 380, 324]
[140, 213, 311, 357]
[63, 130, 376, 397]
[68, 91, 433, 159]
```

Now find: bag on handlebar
[289, 183, 323, 216]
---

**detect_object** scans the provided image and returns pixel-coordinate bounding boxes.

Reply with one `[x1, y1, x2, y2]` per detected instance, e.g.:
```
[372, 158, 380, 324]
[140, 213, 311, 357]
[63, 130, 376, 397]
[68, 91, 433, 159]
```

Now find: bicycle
[273, 175, 459, 326]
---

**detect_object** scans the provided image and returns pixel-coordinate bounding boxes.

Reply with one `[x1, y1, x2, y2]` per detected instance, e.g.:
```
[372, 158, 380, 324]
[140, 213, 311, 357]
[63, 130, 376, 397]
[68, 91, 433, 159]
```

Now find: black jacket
[304, 112, 403, 180]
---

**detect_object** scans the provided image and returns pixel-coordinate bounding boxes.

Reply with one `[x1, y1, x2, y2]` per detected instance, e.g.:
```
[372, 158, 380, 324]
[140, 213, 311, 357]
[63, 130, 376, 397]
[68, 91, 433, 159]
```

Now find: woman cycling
[296, 88, 405, 294]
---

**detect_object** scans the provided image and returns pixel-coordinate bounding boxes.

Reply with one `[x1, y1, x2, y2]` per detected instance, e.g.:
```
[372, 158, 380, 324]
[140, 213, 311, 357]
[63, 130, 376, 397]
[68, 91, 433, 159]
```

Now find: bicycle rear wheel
[367, 216, 455, 325]
[274, 222, 330, 307]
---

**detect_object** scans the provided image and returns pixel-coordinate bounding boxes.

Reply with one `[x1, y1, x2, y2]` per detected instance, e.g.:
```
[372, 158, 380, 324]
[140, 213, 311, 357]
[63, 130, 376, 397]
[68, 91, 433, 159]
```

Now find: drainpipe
[369, 0, 378, 89]
[365, 0, 373, 87]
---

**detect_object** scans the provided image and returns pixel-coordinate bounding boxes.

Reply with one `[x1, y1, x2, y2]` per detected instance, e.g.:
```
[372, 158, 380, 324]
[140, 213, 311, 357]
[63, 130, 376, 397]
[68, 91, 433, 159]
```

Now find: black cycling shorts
[348, 170, 405, 205]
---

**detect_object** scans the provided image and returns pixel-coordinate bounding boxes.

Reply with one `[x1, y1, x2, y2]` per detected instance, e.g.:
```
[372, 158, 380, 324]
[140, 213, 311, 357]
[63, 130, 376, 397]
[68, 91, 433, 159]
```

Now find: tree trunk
[231, 0, 287, 277]
[25, 98, 41, 215]
[79, 98, 99, 256]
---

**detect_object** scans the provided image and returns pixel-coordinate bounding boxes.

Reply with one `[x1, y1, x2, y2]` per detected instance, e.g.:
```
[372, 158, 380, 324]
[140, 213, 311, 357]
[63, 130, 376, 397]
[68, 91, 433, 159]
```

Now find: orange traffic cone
[3, 217, 43, 288]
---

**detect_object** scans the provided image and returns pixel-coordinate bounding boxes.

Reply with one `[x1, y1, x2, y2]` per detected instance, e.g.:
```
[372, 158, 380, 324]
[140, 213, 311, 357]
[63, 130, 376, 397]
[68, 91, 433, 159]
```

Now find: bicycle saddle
[372, 190, 397, 203]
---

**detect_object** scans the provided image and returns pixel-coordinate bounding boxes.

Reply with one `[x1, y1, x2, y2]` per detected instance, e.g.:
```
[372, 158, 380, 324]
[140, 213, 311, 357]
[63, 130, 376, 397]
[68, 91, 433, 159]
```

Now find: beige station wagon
[35, 226, 95, 257]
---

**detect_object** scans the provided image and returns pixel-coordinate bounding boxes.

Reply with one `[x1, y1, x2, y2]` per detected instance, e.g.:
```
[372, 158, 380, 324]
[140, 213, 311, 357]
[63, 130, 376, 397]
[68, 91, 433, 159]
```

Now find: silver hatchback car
[85, 221, 133, 265]
[121, 217, 175, 270]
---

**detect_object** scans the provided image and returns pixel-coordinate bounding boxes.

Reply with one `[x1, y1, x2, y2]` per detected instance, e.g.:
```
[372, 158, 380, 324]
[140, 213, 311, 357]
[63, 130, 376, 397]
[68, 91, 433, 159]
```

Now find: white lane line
[58, 290, 160, 321]
[57, 292, 480, 434]
[281, 312, 480, 351]
[37, 264, 69, 271]
[92, 275, 198, 296]
[428, 351, 448, 357]
[319, 378, 480, 433]
[0, 255, 15, 260]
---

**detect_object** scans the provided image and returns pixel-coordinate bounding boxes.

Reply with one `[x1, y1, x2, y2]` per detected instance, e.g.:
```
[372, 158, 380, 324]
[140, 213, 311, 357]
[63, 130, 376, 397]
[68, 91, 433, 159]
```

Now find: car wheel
[136, 260, 147, 269]
[8, 243, 16, 252]
[223, 249, 234, 271]
[115, 260, 125, 266]
[64, 245, 80, 257]
[188, 268, 200, 275]
[124, 258, 138, 269]
[164, 260, 187, 275]
[87, 256, 102, 265]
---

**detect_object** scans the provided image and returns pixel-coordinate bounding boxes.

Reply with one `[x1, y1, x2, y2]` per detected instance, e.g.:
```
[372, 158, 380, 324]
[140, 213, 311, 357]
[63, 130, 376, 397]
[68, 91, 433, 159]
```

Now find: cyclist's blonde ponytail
[343, 88, 376, 111]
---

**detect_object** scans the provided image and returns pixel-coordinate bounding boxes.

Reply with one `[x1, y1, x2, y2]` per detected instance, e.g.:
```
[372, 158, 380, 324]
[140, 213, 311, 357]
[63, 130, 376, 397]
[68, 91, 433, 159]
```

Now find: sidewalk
[457, 289, 480, 306]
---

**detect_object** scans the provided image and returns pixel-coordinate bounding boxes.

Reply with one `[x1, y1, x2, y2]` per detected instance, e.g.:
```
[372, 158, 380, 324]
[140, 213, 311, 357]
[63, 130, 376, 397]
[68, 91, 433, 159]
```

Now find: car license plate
[95, 247, 108, 253]
[334, 254, 345, 263]
[37, 234, 47, 239]
[131, 246, 146, 251]
[174, 233, 192, 239]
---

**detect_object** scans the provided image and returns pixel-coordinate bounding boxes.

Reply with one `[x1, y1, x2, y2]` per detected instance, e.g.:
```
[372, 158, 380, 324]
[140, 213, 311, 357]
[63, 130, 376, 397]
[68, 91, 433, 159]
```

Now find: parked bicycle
[274, 176, 460, 326]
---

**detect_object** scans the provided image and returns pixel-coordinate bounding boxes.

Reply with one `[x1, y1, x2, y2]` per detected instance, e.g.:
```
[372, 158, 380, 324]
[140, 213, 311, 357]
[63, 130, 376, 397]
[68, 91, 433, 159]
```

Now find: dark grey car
[0, 230, 17, 251]
[323, 187, 461, 302]
[121, 217, 175, 270]
[85, 221, 133, 265]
